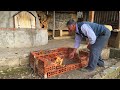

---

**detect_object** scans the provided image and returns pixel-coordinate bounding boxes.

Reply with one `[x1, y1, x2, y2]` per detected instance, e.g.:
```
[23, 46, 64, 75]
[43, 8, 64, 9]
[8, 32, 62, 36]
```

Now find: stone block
[109, 48, 120, 58]
[101, 48, 110, 60]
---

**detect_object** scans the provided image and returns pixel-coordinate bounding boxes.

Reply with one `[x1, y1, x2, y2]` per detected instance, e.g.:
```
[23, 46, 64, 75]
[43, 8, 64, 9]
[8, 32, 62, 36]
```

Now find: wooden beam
[114, 11, 120, 48]
[54, 36, 74, 39]
[89, 11, 95, 22]
[53, 11, 55, 38]
[117, 11, 120, 48]
[60, 30, 63, 37]
[118, 11, 120, 30]
[115, 32, 120, 48]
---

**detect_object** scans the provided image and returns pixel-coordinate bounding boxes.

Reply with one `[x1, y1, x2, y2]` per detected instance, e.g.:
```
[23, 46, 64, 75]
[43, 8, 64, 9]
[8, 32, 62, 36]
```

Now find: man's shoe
[97, 63, 104, 67]
[97, 59, 104, 67]
[80, 67, 94, 72]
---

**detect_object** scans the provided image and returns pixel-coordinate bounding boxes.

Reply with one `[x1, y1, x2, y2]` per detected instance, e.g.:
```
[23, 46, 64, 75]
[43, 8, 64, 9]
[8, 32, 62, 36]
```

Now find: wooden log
[115, 32, 120, 48]
[119, 11, 120, 30]
[60, 30, 63, 37]
[89, 11, 95, 22]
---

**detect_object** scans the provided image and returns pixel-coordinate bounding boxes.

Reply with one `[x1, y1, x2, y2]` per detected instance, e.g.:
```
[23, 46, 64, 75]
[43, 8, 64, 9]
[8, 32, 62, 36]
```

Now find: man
[66, 19, 111, 72]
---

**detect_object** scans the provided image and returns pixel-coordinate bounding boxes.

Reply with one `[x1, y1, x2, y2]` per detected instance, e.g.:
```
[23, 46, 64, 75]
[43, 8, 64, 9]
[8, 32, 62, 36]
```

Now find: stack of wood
[37, 11, 51, 29]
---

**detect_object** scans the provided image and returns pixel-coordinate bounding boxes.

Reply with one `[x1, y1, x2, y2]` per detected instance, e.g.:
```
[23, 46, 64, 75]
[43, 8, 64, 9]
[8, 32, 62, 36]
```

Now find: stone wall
[0, 29, 48, 48]
[36, 11, 77, 30]
[0, 11, 48, 48]
[47, 11, 77, 30]
[0, 11, 40, 29]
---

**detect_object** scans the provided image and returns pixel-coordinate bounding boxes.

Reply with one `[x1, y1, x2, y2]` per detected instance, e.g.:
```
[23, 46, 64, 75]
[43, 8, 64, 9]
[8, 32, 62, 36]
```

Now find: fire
[54, 56, 63, 66]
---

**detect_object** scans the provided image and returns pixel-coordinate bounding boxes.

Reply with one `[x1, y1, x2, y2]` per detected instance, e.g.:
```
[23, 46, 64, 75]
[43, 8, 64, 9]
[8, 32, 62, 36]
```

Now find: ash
[62, 59, 78, 65]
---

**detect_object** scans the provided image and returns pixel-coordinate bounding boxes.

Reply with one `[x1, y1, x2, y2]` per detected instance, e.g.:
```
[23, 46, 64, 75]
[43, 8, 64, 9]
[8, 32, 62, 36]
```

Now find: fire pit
[29, 47, 89, 78]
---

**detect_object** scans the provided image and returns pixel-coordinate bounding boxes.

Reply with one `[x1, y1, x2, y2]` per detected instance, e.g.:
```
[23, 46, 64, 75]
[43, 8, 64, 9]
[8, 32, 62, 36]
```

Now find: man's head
[66, 19, 76, 35]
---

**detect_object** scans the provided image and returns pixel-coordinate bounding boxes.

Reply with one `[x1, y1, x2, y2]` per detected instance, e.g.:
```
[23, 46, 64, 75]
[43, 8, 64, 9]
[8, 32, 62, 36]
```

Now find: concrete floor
[0, 38, 120, 79]
[0, 58, 119, 79]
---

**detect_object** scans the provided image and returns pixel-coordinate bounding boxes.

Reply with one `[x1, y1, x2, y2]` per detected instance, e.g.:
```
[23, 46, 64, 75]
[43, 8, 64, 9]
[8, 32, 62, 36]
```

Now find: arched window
[14, 11, 36, 28]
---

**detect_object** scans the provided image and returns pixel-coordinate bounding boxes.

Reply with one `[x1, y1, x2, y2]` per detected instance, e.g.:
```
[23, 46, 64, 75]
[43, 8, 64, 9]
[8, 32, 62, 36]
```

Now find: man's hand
[69, 52, 75, 59]
[69, 48, 77, 59]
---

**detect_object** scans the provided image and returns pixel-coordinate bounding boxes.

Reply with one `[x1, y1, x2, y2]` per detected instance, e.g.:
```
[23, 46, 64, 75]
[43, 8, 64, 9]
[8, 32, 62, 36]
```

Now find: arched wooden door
[14, 11, 36, 28]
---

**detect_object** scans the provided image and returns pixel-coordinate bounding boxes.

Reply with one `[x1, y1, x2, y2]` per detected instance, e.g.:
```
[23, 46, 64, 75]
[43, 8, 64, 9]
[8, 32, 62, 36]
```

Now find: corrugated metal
[83, 11, 89, 21]
[94, 11, 119, 29]
[82, 11, 119, 29]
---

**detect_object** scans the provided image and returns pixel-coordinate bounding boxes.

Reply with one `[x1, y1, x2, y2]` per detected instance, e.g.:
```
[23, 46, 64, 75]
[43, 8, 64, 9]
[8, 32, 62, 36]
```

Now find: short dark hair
[77, 18, 84, 22]
[66, 19, 76, 26]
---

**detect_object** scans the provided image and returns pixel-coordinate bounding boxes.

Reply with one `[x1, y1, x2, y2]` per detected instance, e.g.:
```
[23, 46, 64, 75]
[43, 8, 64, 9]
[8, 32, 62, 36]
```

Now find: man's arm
[69, 34, 82, 59]
[74, 34, 82, 48]
[81, 24, 96, 45]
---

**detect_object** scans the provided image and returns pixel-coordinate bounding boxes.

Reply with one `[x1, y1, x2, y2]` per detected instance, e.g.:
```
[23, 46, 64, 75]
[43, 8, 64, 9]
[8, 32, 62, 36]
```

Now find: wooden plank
[53, 11, 55, 38]
[113, 29, 120, 32]
[54, 36, 74, 39]
[118, 11, 120, 30]
[55, 11, 76, 13]
[89, 11, 95, 22]
[105, 11, 108, 24]
[115, 32, 120, 48]
[94, 11, 98, 23]
[114, 11, 120, 48]
[60, 30, 63, 37]
[118, 11, 120, 48]
[99, 11, 102, 23]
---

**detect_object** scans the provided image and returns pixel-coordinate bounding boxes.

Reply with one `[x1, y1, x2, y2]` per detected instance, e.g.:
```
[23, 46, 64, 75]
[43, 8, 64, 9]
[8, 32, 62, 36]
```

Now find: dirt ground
[0, 39, 119, 79]
[0, 58, 118, 79]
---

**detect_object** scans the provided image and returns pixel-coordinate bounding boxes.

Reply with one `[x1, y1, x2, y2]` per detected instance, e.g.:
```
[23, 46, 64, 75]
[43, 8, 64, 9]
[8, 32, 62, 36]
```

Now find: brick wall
[48, 11, 77, 30]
